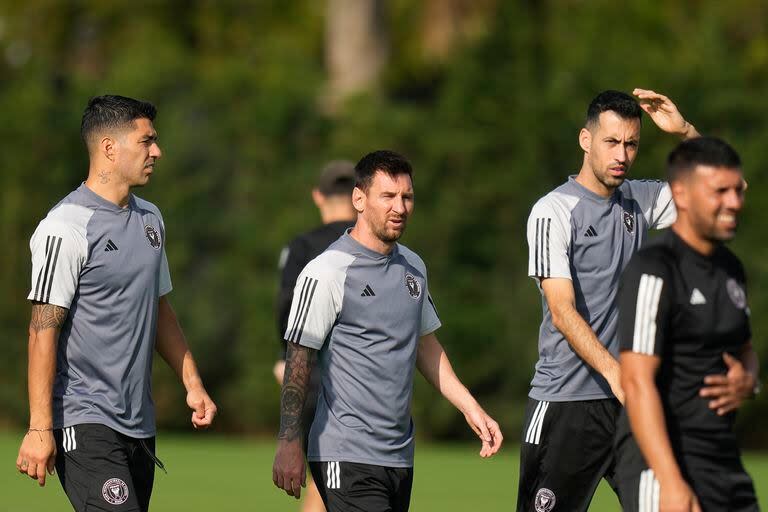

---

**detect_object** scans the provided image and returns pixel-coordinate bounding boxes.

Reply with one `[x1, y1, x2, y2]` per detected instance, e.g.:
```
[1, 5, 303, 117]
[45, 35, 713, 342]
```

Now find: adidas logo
[105, 239, 119, 252]
[361, 284, 376, 297]
[690, 288, 706, 305]
[584, 226, 598, 237]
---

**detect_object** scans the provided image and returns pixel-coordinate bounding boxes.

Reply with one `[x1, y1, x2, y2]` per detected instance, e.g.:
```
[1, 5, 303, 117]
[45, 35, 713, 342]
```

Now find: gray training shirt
[28, 183, 172, 438]
[284, 231, 441, 467]
[526, 177, 675, 401]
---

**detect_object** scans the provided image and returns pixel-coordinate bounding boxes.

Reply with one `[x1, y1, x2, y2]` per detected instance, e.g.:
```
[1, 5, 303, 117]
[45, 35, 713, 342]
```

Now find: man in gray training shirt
[16, 95, 216, 512]
[273, 150, 503, 512]
[516, 89, 703, 512]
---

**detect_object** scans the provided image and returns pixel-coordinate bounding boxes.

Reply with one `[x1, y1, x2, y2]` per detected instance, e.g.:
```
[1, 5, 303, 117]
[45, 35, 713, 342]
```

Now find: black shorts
[309, 461, 413, 512]
[615, 435, 759, 512]
[516, 397, 621, 512]
[54, 423, 160, 512]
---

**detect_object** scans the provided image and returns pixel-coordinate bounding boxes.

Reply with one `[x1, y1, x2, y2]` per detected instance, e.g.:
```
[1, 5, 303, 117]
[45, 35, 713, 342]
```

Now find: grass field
[1, 432, 765, 511]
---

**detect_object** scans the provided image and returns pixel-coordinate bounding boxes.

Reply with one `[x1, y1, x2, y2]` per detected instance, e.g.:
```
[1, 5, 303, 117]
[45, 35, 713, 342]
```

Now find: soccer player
[15, 95, 217, 512]
[518, 89, 703, 512]
[616, 137, 759, 512]
[274, 159, 357, 512]
[273, 150, 503, 512]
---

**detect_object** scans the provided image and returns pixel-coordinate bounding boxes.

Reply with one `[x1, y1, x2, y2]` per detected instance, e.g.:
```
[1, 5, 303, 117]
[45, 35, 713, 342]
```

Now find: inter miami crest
[623, 210, 634, 234]
[405, 273, 421, 299]
[102, 477, 129, 505]
[726, 278, 747, 309]
[535, 488, 556, 512]
[145, 225, 162, 249]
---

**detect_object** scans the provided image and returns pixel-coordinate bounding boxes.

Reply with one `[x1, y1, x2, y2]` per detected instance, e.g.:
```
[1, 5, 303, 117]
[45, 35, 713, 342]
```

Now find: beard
[372, 218, 407, 243]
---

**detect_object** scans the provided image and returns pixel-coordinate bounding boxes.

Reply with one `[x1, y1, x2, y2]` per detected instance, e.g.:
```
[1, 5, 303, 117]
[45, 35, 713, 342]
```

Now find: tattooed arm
[273, 342, 316, 499]
[16, 301, 68, 486]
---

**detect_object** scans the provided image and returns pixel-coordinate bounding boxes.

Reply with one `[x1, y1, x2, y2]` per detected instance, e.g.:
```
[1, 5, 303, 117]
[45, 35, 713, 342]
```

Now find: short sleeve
[27, 219, 88, 309]
[628, 180, 677, 229]
[283, 261, 344, 350]
[527, 198, 572, 280]
[618, 254, 673, 356]
[420, 287, 441, 336]
[158, 218, 172, 296]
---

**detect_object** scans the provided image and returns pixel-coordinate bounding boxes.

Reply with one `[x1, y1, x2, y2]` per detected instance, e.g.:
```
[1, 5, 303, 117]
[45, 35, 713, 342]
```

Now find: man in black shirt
[616, 137, 760, 512]
[273, 160, 356, 512]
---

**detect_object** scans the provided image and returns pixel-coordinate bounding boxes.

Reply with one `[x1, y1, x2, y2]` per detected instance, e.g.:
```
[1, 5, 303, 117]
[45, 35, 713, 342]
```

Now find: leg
[302, 478, 327, 512]
[516, 399, 618, 512]
[388, 466, 413, 512]
[129, 436, 157, 512]
[55, 424, 144, 512]
[310, 461, 393, 512]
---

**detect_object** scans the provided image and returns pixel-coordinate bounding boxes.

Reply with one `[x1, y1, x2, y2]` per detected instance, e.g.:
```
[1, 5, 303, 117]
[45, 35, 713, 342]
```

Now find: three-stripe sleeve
[618, 256, 671, 357]
[527, 199, 571, 281]
[283, 259, 344, 350]
[27, 219, 86, 309]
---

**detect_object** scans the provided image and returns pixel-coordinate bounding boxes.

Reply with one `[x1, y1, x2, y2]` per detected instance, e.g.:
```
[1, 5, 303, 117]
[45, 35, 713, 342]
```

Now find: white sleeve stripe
[632, 274, 663, 354]
[288, 277, 319, 343]
[534, 218, 552, 277]
[34, 236, 63, 303]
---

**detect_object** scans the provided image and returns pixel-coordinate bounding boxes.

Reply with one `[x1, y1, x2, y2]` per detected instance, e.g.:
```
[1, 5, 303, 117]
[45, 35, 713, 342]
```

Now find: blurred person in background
[616, 137, 759, 512]
[274, 159, 357, 512]
[15, 95, 216, 512]
[273, 150, 502, 512]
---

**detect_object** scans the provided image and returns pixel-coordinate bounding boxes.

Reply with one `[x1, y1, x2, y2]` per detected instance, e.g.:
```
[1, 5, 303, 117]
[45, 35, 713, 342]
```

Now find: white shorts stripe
[327, 462, 333, 488]
[335, 462, 340, 489]
[534, 401, 549, 444]
[525, 401, 544, 443]
[639, 469, 659, 512]
[70, 427, 76, 451]
[63, 427, 71, 452]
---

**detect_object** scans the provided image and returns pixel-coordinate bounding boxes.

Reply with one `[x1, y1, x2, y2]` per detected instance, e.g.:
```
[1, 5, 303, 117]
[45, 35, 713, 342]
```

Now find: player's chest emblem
[622, 211, 634, 234]
[405, 273, 421, 299]
[144, 225, 162, 250]
[726, 278, 747, 309]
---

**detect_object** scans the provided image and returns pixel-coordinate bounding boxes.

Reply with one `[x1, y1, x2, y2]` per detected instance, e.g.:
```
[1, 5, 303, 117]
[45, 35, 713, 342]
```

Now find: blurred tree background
[1, 0, 767, 446]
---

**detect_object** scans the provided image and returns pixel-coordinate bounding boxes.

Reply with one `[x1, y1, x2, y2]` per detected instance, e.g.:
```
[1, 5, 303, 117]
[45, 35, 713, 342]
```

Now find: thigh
[129, 437, 157, 512]
[684, 456, 759, 512]
[310, 461, 394, 512]
[55, 424, 143, 512]
[388, 467, 413, 512]
[516, 399, 619, 512]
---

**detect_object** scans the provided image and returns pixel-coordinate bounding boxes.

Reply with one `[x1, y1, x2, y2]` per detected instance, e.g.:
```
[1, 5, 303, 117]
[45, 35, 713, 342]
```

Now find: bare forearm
[278, 343, 315, 441]
[625, 379, 682, 484]
[27, 303, 67, 427]
[741, 344, 759, 383]
[554, 305, 618, 379]
[155, 298, 203, 391]
[417, 334, 477, 414]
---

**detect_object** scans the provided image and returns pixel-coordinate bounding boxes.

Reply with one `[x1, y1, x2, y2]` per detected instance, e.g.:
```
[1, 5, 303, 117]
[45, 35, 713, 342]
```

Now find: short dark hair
[667, 136, 741, 183]
[81, 95, 157, 147]
[354, 150, 413, 191]
[586, 90, 642, 129]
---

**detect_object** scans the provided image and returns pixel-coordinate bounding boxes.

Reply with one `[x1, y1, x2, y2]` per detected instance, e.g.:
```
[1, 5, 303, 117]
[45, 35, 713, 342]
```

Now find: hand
[16, 429, 56, 486]
[462, 404, 503, 458]
[633, 88, 698, 139]
[700, 353, 755, 415]
[660, 478, 702, 512]
[273, 360, 286, 385]
[187, 387, 217, 429]
[273, 439, 306, 499]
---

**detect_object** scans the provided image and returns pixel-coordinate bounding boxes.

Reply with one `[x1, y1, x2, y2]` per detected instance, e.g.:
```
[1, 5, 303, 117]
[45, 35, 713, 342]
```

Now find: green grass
[1, 432, 765, 511]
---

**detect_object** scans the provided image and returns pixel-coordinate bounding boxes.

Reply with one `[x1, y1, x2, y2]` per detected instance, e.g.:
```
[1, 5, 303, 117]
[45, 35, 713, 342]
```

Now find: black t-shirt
[616, 229, 751, 457]
[276, 220, 354, 357]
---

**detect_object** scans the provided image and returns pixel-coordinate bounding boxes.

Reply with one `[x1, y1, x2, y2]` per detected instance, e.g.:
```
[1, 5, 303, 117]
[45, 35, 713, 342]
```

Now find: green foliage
[1, 0, 768, 445]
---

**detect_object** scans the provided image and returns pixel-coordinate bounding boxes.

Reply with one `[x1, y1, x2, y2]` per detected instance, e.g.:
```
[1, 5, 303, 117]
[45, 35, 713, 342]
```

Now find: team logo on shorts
[726, 278, 747, 309]
[102, 478, 129, 505]
[145, 225, 162, 249]
[623, 211, 634, 234]
[405, 273, 421, 299]
[535, 488, 556, 512]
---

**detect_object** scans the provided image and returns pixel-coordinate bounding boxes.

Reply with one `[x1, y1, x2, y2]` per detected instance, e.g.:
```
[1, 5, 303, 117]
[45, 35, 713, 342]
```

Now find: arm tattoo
[278, 343, 316, 441]
[29, 302, 68, 333]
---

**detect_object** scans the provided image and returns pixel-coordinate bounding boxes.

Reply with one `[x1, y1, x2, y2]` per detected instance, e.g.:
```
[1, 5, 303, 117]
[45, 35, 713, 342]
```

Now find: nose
[392, 195, 406, 214]
[725, 188, 743, 211]
[150, 142, 163, 159]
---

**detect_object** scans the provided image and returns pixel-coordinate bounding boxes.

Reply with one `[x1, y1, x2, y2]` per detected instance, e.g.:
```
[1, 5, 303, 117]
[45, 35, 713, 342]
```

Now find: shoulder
[529, 185, 581, 221]
[716, 245, 746, 278]
[37, 198, 96, 238]
[621, 179, 667, 198]
[301, 247, 357, 282]
[132, 195, 165, 222]
[396, 243, 427, 274]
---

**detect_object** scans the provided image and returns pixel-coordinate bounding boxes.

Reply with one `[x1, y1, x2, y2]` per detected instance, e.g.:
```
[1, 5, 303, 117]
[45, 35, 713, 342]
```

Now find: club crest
[102, 478, 129, 505]
[623, 211, 634, 234]
[145, 225, 162, 249]
[405, 273, 421, 299]
[726, 278, 747, 309]
[535, 488, 556, 512]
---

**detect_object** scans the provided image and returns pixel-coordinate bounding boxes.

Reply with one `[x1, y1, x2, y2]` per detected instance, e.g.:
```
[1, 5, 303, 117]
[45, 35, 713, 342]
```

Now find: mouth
[387, 218, 406, 229]
[608, 165, 626, 177]
[717, 212, 738, 228]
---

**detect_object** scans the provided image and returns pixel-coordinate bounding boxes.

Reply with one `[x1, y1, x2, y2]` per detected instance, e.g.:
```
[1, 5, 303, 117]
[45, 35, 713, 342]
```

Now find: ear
[352, 187, 366, 214]
[311, 189, 324, 209]
[578, 127, 592, 154]
[100, 136, 116, 162]
[670, 180, 688, 211]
